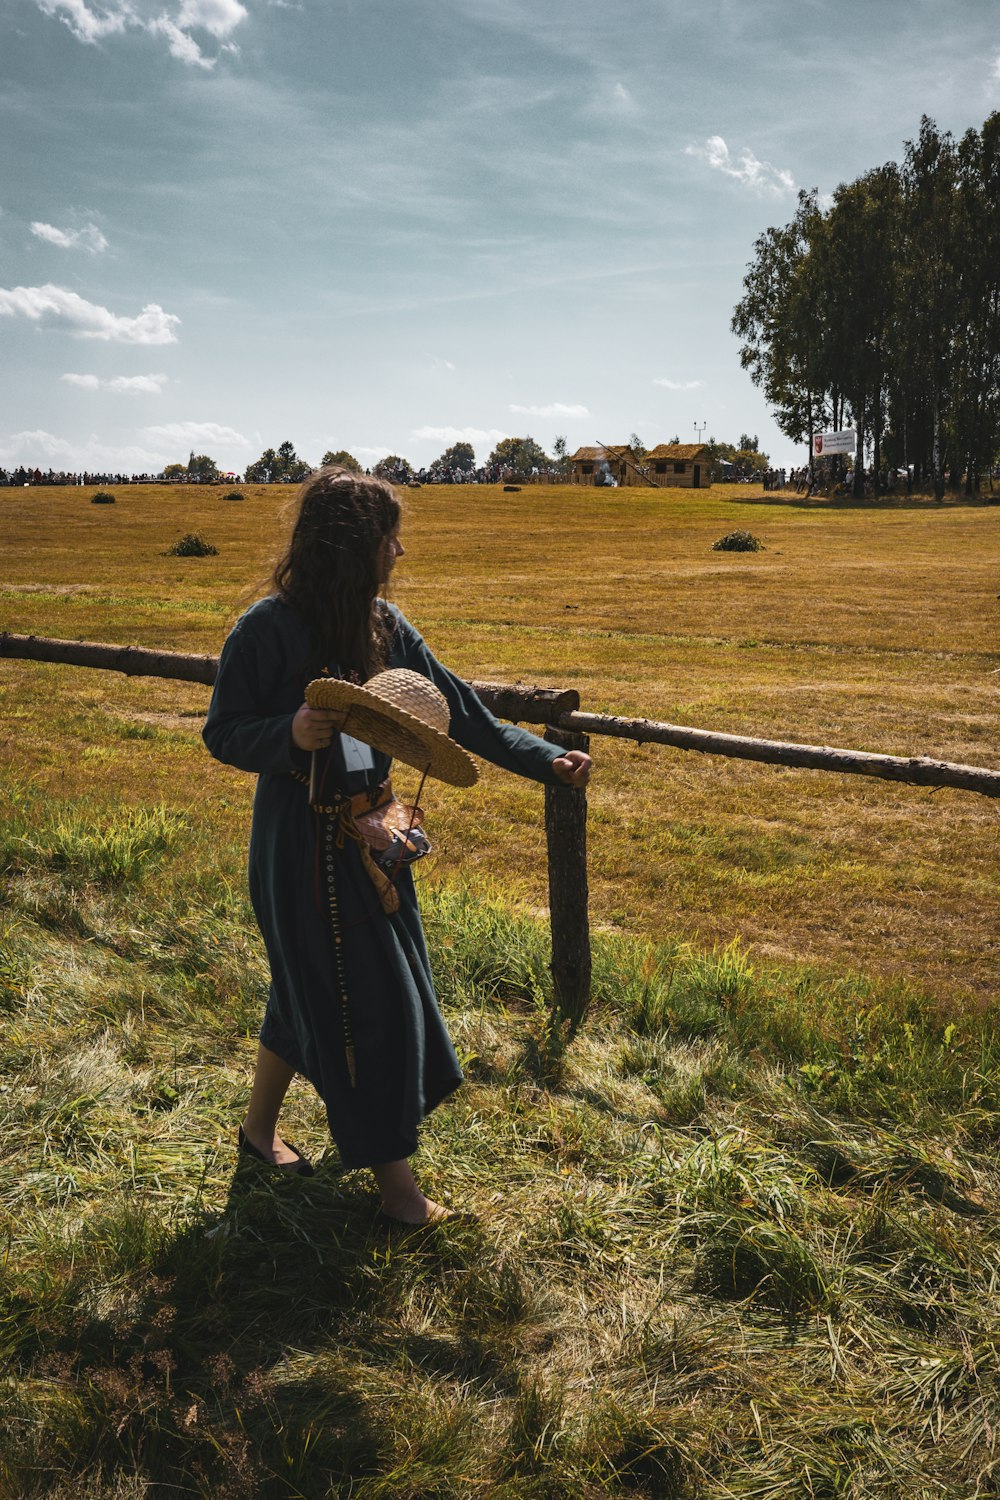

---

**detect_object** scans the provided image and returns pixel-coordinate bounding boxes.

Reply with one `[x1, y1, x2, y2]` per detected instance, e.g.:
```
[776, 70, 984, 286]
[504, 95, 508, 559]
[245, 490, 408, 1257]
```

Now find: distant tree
[952, 114, 1000, 492]
[245, 440, 312, 483]
[629, 432, 647, 458]
[732, 189, 830, 469]
[733, 445, 769, 478]
[187, 453, 221, 483]
[730, 118, 1000, 494]
[277, 440, 311, 481]
[898, 119, 961, 500]
[430, 442, 476, 480]
[814, 163, 903, 494]
[373, 454, 414, 483]
[552, 435, 570, 475]
[705, 437, 770, 481]
[487, 435, 549, 475]
[162, 462, 187, 481]
[705, 438, 735, 477]
[244, 448, 278, 483]
[668, 434, 680, 445]
[321, 449, 362, 472]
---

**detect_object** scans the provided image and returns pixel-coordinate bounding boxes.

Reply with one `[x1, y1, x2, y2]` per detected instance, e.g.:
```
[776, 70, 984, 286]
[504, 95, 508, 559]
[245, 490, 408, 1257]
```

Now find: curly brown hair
[271, 467, 402, 680]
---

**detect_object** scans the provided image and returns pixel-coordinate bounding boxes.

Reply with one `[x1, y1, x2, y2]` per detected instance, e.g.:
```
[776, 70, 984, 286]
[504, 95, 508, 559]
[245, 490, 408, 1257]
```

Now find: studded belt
[291, 771, 396, 1090]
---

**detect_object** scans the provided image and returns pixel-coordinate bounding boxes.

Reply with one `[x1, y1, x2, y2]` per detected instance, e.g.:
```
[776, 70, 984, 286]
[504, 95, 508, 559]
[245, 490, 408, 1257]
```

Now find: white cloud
[31, 221, 109, 254]
[34, 0, 247, 67]
[35, 0, 128, 44]
[994, 53, 1000, 81]
[147, 15, 213, 66]
[144, 420, 248, 446]
[62, 371, 167, 392]
[686, 135, 795, 197]
[354, 445, 390, 460]
[411, 425, 508, 445]
[509, 402, 589, 418]
[587, 78, 637, 118]
[0, 283, 180, 343]
[109, 373, 167, 392]
[653, 378, 705, 391]
[0, 428, 170, 471]
[177, 0, 246, 37]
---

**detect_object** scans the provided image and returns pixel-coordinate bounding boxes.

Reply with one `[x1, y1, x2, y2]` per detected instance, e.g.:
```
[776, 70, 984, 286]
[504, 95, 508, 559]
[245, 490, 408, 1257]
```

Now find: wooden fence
[3, 631, 999, 1034]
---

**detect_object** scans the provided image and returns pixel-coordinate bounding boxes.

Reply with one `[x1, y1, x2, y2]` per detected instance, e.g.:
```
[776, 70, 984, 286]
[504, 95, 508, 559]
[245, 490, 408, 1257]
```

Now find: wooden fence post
[544, 726, 591, 1034]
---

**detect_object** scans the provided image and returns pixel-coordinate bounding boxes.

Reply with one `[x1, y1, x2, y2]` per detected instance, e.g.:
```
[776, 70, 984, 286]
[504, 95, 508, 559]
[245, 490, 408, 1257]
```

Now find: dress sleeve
[202, 611, 305, 776]
[393, 611, 565, 786]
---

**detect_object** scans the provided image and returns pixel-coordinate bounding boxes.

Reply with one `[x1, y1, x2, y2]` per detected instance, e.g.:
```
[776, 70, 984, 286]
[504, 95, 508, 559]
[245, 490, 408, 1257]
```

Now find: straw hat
[306, 668, 478, 786]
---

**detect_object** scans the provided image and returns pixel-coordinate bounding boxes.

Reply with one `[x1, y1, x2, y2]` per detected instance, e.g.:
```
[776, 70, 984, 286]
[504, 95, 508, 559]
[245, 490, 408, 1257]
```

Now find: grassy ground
[1, 481, 999, 1495]
[1, 791, 998, 1497]
[1, 480, 998, 999]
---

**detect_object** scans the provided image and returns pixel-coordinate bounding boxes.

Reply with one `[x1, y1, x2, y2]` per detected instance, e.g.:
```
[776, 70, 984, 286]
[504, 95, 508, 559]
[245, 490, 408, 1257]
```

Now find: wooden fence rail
[3, 631, 999, 1032]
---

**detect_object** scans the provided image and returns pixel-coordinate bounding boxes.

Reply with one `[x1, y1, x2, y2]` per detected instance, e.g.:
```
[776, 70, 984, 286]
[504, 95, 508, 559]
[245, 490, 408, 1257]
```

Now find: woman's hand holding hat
[552, 749, 592, 788]
[305, 669, 478, 786]
[292, 702, 348, 751]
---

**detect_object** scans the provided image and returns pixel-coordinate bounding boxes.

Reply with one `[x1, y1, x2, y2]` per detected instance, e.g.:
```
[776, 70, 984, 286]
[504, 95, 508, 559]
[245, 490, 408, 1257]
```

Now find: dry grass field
[2, 480, 1000, 1497]
[2, 480, 997, 1003]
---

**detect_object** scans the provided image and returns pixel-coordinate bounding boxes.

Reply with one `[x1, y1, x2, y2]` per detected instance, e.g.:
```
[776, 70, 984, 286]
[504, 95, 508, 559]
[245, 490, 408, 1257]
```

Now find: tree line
[732, 113, 1000, 499]
[336, 436, 558, 485]
[4, 432, 772, 489]
[157, 436, 563, 486]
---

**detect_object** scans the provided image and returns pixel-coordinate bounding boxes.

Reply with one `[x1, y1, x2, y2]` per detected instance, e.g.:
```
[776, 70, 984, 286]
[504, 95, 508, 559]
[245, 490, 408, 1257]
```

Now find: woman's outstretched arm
[392, 609, 591, 787]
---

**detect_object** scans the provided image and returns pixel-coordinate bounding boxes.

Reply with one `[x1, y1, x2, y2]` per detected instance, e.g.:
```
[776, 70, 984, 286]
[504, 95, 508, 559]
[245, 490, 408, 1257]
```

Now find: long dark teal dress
[202, 595, 563, 1168]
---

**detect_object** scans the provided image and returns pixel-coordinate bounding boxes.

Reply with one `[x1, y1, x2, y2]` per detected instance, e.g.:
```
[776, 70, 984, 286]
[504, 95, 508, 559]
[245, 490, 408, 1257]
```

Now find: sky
[2, 0, 999, 477]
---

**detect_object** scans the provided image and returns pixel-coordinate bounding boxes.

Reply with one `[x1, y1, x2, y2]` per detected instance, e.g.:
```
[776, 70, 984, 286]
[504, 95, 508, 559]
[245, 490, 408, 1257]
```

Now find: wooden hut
[569, 444, 640, 487]
[570, 443, 712, 488]
[639, 444, 712, 488]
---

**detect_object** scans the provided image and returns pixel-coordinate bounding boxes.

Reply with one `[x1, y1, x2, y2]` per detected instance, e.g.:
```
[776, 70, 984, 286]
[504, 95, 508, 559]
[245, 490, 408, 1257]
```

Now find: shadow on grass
[734, 491, 1000, 511]
[8, 1157, 504, 1497]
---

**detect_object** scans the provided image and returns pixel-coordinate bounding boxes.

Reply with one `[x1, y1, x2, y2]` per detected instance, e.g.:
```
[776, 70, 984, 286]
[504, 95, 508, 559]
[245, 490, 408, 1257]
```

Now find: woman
[202, 468, 591, 1225]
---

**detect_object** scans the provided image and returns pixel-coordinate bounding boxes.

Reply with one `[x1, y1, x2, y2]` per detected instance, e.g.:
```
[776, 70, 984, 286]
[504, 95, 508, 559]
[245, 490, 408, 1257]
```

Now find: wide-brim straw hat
[306, 668, 478, 787]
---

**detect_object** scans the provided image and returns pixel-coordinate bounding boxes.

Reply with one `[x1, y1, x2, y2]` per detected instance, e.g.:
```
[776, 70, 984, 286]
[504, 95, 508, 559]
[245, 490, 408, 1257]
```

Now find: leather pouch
[353, 796, 431, 871]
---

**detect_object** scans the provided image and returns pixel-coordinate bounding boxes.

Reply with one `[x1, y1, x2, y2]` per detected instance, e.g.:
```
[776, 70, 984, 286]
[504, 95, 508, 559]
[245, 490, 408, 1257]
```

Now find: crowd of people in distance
[0, 463, 560, 488]
[0, 468, 162, 487]
[408, 463, 570, 485]
[718, 465, 787, 488]
[792, 465, 909, 497]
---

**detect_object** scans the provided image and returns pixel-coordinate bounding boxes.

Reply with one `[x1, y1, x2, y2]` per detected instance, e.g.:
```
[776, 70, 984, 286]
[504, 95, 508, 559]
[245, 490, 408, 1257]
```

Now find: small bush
[712, 529, 764, 552]
[166, 533, 218, 557]
[91, 491, 116, 505]
[222, 490, 244, 502]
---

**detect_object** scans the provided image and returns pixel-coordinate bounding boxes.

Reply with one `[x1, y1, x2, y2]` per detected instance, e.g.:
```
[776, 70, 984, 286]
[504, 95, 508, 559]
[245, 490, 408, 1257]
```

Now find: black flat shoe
[238, 1124, 314, 1177]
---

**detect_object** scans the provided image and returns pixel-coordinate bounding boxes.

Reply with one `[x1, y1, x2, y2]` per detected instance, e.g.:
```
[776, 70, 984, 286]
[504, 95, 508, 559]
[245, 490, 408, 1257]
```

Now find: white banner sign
[812, 429, 856, 457]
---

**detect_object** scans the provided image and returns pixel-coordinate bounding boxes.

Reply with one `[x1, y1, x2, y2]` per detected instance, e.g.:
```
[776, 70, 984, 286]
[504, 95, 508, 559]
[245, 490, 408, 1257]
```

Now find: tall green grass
[1, 789, 998, 1496]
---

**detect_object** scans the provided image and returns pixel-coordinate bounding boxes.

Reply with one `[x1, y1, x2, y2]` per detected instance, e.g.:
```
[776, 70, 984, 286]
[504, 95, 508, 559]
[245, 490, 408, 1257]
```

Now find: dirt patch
[121, 711, 203, 732]
[3, 583, 98, 596]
